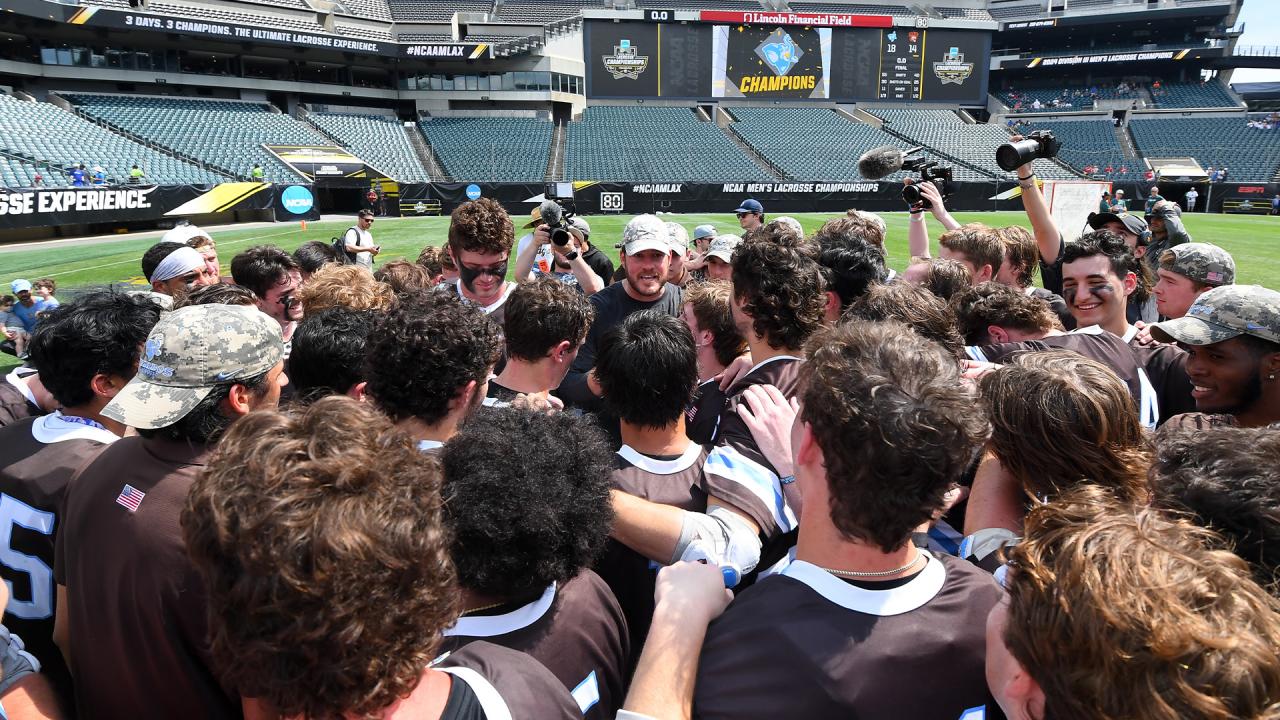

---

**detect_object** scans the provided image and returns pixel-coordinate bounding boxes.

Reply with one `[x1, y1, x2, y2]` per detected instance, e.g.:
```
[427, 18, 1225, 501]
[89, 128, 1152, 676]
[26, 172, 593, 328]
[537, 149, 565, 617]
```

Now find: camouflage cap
[665, 221, 690, 253]
[102, 304, 284, 430]
[1159, 242, 1235, 287]
[706, 234, 743, 263]
[1149, 285, 1280, 347]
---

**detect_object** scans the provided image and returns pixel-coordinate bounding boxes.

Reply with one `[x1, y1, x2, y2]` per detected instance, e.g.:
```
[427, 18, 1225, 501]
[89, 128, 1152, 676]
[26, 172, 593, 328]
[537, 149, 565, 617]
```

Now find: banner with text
[0, 182, 298, 229]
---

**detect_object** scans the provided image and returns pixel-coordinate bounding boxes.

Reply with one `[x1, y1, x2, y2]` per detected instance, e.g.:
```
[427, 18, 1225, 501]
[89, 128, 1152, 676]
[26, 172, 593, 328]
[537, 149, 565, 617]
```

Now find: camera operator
[903, 178, 961, 263]
[516, 209, 611, 294]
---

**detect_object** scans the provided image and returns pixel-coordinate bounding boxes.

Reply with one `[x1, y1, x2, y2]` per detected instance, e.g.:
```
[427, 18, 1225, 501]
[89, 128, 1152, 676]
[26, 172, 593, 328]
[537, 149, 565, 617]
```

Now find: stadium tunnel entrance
[314, 187, 368, 215]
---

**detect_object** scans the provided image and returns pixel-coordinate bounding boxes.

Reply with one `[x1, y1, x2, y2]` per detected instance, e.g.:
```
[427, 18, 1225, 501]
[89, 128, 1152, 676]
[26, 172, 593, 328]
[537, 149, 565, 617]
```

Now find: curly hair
[915, 258, 973, 304]
[730, 233, 826, 351]
[375, 260, 436, 295]
[364, 290, 502, 424]
[229, 245, 300, 299]
[996, 225, 1038, 289]
[684, 281, 747, 369]
[28, 292, 161, 408]
[34, 277, 56, 294]
[839, 210, 887, 248]
[1151, 425, 1280, 590]
[812, 217, 888, 309]
[182, 397, 457, 720]
[596, 311, 699, 429]
[1062, 230, 1153, 305]
[441, 407, 614, 597]
[979, 350, 1151, 502]
[844, 282, 966, 360]
[952, 282, 1061, 345]
[939, 223, 1004, 275]
[799, 320, 990, 552]
[296, 264, 395, 314]
[173, 283, 258, 309]
[1005, 484, 1280, 720]
[416, 245, 445, 277]
[502, 278, 594, 362]
[447, 198, 514, 257]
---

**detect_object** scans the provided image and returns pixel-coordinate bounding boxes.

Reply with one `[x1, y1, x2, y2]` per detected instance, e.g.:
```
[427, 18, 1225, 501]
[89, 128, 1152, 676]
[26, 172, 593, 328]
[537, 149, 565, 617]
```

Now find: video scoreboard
[586, 15, 990, 105]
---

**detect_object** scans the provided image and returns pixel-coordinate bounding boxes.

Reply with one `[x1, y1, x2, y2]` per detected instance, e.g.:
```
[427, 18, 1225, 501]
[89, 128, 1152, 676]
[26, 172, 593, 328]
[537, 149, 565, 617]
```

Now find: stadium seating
[146, 3, 326, 33]
[936, 7, 994, 20]
[389, 0, 492, 21]
[420, 116, 552, 182]
[875, 108, 1076, 180]
[1149, 81, 1238, 109]
[997, 85, 1142, 112]
[336, 24, 396, 40]
[308, 112, 430, 182]
[492, 0, 599, 24]
[63, 94, 330, 181]
[1129, 116, 1280, 181]
[987, 4, 1044, 19]
[636, 0, 766, 9]
[0, 94, 225, 188]
[729, 107, 921, 181]
[565, 107, 770, 182]
[397, 33, 456, 42]
[334, 0, 393, 22]
[785, 2, 913, 15]
[0, 157, 63, 188]
[1013, 118, 1132, 179]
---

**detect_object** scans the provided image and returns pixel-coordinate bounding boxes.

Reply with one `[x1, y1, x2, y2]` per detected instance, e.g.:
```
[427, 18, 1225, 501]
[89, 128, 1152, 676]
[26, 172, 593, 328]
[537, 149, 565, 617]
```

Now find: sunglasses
[460, 264, 505, 278]
[737, 213, 752, 218]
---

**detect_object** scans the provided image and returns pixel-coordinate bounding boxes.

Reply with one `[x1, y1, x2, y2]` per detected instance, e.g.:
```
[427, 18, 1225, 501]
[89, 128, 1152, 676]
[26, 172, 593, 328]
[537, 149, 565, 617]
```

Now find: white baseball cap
[665, 222, 690, 253]
[618, 215, 671, 256]
[706, 235, 742, 263]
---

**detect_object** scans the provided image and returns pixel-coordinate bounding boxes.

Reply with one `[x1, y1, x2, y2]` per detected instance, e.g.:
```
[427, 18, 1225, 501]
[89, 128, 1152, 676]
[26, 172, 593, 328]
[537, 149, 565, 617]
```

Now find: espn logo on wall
[601, 192, 625, 212]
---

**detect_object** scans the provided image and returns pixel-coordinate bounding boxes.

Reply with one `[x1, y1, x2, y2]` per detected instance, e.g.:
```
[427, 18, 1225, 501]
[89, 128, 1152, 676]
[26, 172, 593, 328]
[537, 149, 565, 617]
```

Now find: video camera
[901, 158, 955, 210]
[538, 185, 579, 247]
[996, 130, 1061, 172]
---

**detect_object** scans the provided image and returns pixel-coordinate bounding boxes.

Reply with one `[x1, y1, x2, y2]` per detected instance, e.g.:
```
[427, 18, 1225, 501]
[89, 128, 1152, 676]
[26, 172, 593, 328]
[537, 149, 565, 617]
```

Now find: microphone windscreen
[538, 200, 562, 227]
[857, 146, 905, 180]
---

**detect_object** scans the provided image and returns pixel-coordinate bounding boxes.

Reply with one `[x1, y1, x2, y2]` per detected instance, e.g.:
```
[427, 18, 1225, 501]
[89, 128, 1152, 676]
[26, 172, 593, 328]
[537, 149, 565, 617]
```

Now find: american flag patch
[115, 484, 145, 513]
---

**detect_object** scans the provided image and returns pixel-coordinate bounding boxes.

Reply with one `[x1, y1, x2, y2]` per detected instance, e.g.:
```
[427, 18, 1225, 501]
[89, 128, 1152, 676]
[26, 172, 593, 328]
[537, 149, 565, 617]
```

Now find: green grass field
[2, 210, 1278, 373]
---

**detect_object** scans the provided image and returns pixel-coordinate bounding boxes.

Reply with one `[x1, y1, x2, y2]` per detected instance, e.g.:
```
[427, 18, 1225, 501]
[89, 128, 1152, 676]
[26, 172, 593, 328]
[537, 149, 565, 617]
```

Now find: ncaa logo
[601, 192, 625, 212]
[466, 184, 482, 201]
[281, 185, 314, 215]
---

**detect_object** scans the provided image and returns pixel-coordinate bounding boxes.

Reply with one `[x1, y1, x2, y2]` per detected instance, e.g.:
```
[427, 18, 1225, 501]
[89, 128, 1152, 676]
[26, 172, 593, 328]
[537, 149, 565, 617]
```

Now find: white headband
[150, 246, 206, 283]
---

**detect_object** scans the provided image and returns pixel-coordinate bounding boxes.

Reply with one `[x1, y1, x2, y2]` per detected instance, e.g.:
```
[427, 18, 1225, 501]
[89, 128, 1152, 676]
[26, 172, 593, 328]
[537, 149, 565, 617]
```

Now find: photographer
[903, 179, 961, 263]
[515, 206, 611, 294]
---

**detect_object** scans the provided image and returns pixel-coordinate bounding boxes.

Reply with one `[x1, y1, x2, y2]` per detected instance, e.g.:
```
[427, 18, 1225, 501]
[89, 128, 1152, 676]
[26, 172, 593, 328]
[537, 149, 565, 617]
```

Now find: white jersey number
[0, 495, 55, 620]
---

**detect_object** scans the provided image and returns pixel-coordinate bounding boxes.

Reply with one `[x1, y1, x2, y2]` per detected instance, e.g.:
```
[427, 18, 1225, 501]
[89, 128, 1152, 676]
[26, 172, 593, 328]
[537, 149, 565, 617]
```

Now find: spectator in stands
[128, 164, 143, 184]
[735, 199, 765, 233]
[558, 215, 684, 412]
[250, 163, 264, 180]
[1104, 164, 1115, 175]
[487, 278, 593, 408]
[292, 240, 337, 283]
[1153, 243, 1234, 320]
[687, 320, 997, 719]
[448, 199, 517, 326]
[32, 171, 42, 187]
[1184, 185, 1199, 212]
[682, 280, 747, 444]
[55, 303, 288, 719]
[295, 264, 394, 315]
[439, 407, 627, 720]
[286, 307, 375, 404]
[141, 242, 213, 308]
[1149, 285, 1280, 429]
[182, 397, 581, 720]
[343, 210, 380, 270]
[1206, 166, 1218, 182]
[91, 166, 106, 186]
[1219, 166, 1229, 182]
[363, 291, 501, 451]
[68, 164, 86, 187]
[230, 246, 305, 347]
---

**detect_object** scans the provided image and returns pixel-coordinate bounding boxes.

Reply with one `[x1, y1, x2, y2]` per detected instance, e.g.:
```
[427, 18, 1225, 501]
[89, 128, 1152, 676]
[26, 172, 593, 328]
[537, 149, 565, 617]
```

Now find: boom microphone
[857, 145, 924, 180]
[538, 199, 563, 228]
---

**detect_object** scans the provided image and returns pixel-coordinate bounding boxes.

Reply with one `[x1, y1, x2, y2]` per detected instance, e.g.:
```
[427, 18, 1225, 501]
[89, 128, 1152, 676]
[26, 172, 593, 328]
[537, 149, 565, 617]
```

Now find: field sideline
[2, 209, 1277, 372]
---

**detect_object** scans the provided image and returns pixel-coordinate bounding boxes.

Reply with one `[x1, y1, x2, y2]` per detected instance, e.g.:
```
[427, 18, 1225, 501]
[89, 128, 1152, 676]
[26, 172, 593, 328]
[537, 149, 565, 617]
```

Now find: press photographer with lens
[515, 198, 612, 294]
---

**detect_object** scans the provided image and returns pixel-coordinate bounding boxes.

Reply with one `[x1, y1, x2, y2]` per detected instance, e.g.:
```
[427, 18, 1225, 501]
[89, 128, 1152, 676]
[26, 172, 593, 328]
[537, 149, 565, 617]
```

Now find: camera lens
[550, 227, 571, 246]
[996, 139, 1042, 172]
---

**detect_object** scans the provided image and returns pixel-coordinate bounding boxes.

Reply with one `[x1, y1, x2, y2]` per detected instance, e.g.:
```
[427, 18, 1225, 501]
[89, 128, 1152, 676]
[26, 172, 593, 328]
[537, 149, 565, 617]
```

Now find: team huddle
[0, 147, 1277, 720]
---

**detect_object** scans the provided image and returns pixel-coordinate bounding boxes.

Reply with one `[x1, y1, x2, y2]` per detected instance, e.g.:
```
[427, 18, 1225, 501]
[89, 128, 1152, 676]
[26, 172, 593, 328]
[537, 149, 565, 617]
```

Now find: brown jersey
[694, 554, 1002, 720]
[440, 571, 629, 720]
[969, 325, 1158, 426]
[0, 413, 116, 700]
[685, 379, 727, 445]
[434, 640, 584, 720]
[599, 443, 710, 662]
[704, 357, 803, 541]
[1124, 327, 1196, 425]
[54, 436, 237, 720]
[0, 370, 41, 430]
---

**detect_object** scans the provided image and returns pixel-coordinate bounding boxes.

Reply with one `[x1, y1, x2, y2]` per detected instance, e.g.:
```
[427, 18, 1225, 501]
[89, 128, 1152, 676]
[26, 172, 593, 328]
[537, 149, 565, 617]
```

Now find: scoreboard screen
[585, 19, 989, 104]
